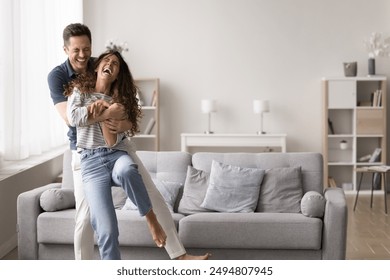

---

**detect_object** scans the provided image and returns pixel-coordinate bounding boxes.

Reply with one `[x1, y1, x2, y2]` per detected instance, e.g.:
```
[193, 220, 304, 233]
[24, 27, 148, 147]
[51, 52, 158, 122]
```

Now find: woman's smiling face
[97, 53, 120, 84]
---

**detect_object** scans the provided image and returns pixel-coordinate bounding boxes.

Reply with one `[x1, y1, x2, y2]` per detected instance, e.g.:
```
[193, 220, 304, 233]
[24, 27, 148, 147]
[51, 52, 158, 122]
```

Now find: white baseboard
[0, 234, 17, 259]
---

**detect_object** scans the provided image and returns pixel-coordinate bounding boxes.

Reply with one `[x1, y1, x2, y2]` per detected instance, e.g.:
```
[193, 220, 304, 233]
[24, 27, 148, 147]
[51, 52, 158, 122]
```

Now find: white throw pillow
[201, 160, 265, 213]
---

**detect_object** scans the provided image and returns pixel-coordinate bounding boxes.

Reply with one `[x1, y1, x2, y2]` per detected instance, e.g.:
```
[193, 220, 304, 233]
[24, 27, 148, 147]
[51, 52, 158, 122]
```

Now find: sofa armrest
[17, 183, 61, 259]
[321, 187, 348, 259]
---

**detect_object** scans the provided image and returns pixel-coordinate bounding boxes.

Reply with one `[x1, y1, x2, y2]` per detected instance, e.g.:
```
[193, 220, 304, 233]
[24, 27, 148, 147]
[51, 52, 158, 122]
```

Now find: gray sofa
[17, 150, 347, 260]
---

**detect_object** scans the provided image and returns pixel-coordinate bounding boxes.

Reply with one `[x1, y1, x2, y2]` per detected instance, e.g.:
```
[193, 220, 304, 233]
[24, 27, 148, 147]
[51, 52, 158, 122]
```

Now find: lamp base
[257, 131, 266, 135]
[204, 131, 214, 134]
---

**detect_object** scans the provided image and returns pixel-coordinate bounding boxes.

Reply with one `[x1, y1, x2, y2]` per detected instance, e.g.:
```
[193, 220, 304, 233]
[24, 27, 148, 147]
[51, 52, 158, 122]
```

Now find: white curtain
[0, 0, 83, 161]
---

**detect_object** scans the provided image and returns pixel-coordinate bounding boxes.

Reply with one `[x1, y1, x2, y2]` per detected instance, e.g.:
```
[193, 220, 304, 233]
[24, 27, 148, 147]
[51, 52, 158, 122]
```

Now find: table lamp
[201, 99, 217, 134]
[253, 100, 270, 134]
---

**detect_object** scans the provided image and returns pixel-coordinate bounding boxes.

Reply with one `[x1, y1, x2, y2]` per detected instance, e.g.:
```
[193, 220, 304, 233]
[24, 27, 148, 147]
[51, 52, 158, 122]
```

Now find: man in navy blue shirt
[48, 23, 126, 260]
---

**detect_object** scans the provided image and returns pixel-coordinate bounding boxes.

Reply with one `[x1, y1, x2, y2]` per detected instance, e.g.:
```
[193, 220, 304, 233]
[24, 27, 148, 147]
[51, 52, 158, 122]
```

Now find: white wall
[84, 0, 390, 153]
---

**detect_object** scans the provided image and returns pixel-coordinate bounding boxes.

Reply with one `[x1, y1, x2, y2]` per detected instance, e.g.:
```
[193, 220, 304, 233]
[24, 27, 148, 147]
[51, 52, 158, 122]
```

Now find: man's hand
[108, 103, 127, 120]
[86, 101, 128, 125]
[88, 100, 110, 118]
[104, 119, 133, 134]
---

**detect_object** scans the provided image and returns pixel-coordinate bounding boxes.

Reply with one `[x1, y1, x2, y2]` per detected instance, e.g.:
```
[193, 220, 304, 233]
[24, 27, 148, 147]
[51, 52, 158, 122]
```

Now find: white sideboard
[181, 133, 287, 153]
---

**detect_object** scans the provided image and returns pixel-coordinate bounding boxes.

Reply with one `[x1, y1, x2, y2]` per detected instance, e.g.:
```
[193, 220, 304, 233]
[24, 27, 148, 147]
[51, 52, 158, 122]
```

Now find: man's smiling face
[64, 35, 91, 74]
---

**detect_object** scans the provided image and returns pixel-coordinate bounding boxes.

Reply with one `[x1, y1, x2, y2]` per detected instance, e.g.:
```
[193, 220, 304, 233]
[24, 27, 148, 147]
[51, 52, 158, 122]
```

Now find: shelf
[322, 76, 387, 81]
[133, 78, 160, 151]
[141, 106, 157, 110]
[356, 162, 384, 166]
[328, 162, 354, 166]
[356, 106, 383, 109]
[322, 77, 387, 190]
[134, 134, 157, 138]
[328, 134, 353, 138]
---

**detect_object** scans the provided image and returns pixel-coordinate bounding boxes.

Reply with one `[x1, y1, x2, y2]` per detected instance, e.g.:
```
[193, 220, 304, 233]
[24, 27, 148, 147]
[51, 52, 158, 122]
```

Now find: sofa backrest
[191, 152, 323, 194]
[61, 150, 323, 195]
[136, 151, 192, 185]
[62, 150, 193, 187]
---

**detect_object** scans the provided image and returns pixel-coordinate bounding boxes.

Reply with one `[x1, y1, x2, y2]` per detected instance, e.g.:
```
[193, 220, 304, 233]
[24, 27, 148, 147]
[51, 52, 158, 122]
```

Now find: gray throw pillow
[40, 188, 75, 212]
[178, 166, 210, 215]
[301, 191, 326, 218]
[201, 160, 265, 213]
[122, 179, 182, 212]
[256, 166, 303, 213]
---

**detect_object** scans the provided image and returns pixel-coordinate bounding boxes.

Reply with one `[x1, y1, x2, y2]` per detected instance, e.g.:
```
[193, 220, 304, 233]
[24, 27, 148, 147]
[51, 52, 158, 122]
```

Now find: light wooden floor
[346, 192, 390, 260]
[2, 193, 389, 260]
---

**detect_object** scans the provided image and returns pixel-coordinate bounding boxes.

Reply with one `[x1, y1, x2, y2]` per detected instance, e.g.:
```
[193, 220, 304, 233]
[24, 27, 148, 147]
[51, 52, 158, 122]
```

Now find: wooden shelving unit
[322, 76, 387, 192]
[133, 78, 160, 151]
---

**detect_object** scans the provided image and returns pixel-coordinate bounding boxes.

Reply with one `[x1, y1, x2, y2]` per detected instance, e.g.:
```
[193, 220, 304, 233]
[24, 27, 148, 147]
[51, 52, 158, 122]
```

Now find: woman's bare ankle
[145, 209, 167, 248]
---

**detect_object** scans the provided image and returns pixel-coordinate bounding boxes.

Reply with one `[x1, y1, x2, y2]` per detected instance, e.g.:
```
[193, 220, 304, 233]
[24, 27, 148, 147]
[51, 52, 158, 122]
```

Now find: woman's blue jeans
[80, 148, 152, 260]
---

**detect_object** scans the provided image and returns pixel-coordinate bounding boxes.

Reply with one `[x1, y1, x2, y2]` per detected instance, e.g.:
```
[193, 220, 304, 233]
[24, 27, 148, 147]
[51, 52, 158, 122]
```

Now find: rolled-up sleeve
[66, 89, 89, 127]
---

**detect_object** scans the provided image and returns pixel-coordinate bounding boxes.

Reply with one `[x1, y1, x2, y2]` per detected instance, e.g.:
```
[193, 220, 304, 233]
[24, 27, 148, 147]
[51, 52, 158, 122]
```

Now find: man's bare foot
[145, 209, 167, 248]
[176, 253, 211, 260]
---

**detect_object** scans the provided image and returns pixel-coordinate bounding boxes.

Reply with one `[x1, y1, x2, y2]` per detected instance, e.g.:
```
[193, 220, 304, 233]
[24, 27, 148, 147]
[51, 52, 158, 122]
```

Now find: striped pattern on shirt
[67, 88, 128, 151]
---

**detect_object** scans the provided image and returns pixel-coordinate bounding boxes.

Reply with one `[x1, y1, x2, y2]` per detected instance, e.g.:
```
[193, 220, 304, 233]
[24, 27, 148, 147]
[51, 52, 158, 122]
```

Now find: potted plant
[364, 32, 390, 75]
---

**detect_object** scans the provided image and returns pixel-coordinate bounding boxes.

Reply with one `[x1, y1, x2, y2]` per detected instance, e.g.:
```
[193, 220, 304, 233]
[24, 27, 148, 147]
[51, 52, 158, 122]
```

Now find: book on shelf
[143, 117, 156, 134]
[358, 154, 371, 162]
[328, 118, 335, 134]
[369, 148, 381, 163]
[371, 89, 382, 107]
[150, 90, 157, 107]
[328, 177, 337, 188]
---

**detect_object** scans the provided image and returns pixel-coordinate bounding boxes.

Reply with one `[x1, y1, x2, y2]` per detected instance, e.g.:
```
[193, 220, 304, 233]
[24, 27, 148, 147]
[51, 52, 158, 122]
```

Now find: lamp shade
[253, 100, 270, 114]
[201, 99, 217, 113]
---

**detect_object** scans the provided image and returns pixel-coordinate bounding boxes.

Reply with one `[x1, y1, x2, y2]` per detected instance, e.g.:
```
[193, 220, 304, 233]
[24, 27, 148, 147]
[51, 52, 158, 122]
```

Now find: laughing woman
[65, 50, 166, 260]
[65, 50, 209, 260]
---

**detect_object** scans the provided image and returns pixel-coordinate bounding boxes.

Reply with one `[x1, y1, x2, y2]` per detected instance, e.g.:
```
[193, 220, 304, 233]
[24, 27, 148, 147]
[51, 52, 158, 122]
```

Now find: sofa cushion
[178, 166, 211, 215]
[179, 212, 323, 250]
[122, 179, 182, 212]
[40, 188, 75, 212]
[301, 191, 326, 218]
[256, 166, 303, 213]
[201, 161, 265, 213]
[37, 209, 185, 246]
[37, 209, 77, 243]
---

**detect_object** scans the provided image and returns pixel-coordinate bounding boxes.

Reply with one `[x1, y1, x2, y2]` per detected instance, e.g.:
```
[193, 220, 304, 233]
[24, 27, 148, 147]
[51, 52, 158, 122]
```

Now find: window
[0, 0, 83, 161]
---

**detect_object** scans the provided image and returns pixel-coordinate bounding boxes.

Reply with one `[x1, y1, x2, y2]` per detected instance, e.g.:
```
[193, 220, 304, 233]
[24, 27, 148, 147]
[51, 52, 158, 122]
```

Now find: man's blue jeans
[80, 148, 152, 260]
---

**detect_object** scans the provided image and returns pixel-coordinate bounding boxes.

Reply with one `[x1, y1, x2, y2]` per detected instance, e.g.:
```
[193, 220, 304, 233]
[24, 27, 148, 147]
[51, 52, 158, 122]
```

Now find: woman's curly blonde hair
[64, 50, 142, 136]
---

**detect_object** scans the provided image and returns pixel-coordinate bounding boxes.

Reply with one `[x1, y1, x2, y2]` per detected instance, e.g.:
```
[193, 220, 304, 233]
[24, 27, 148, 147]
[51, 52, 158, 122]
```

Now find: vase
[368, 58, 375, 75]
[339, 140, 348, 150]
[343, 62, 357, 77]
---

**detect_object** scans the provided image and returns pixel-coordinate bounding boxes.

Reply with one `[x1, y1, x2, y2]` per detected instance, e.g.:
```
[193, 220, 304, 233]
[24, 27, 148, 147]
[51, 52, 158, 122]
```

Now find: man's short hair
[63, 23, 92, 46]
